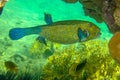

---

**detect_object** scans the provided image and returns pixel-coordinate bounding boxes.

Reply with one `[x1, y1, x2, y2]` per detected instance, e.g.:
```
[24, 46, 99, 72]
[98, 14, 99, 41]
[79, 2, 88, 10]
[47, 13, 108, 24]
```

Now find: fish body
[40, 20, 100, 44]
[9, 13, 100, 44]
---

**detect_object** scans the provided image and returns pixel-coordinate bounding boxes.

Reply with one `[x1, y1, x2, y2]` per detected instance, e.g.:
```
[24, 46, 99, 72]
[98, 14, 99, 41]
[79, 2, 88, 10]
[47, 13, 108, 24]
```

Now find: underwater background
[0, 0, 120, 80]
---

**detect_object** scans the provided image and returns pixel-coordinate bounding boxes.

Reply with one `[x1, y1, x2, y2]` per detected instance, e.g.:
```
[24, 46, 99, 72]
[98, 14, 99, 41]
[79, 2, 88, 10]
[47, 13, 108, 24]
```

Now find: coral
[42, 52, 73, 79]
[29, 40, 47, 55]
[29, 40, 54, 58]
[108, 32, 120, 64]
[114, 0, 120, 27]
[102, 0, 120, 33]
[29, 39, 65, 59]
[115, 0, 120, 8]
[69, 59, 86, 77]
[4, 61, 18, 73]
[114, 8, 120, 26]
[1, 38, 120, 80]
[41, 39, 120, 79]
[79, 0, 104, 23]
[79, 0, 120, 33]
[41, 44, 85, 79]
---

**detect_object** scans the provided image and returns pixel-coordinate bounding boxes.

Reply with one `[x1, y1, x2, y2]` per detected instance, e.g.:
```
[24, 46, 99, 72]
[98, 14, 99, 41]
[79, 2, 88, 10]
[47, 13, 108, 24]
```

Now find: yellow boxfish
[9, 13, 100, 44]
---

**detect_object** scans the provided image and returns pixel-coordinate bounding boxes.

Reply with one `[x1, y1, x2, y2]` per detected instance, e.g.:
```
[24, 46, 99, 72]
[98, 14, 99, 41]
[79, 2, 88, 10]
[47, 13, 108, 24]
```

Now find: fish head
[86, 23, 101, 40]
[79, 22, 101, 41]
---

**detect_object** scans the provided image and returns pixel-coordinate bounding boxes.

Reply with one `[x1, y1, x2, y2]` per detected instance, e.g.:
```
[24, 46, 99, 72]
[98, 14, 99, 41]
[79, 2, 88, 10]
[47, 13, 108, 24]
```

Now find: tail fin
[9, 26, 42, 40]
[9, 28, 28, 40]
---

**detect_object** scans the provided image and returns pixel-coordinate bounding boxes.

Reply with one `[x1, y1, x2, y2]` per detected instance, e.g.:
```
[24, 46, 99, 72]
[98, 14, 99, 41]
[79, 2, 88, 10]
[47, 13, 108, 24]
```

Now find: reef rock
[63, 0, 120, 33]
[108, 32, 120, 64]
[102, 0, 119, 33]
[79, 0, 104, 23]
[79, 0, 120, 33]
[114, 0, 120, 27]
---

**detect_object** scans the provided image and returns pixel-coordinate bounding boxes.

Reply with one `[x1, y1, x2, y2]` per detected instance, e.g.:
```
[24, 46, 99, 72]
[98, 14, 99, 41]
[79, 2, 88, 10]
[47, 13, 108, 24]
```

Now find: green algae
[34, 39, 120, 80]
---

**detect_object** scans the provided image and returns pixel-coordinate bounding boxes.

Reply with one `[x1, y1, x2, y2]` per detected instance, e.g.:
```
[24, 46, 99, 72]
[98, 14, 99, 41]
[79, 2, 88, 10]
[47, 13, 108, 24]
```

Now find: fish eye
[84, 30, 90, 37]
[89, 23, 93, 27]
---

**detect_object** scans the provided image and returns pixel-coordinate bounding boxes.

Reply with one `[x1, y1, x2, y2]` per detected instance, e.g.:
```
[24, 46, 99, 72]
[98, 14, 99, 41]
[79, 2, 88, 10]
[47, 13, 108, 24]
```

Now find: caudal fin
[9, 26, 42, 40]
[9, 28, 27, 40]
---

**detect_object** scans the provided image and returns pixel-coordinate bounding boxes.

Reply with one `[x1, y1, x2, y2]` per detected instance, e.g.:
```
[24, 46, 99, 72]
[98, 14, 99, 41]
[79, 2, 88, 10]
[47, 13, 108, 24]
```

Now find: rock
[108, 32, 120, 64]
[79, 0, 104, 23]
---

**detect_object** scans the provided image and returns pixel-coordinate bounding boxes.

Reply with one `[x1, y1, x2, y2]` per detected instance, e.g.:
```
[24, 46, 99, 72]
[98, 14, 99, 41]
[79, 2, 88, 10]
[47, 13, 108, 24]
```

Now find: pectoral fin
[83, 30, 90, 37]
[36, 36, 47, 46]
[78, 28, 89, 42]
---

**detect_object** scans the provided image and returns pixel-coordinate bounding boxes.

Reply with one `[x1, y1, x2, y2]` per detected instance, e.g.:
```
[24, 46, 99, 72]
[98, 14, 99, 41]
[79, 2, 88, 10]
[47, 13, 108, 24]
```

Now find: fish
[9, 13, 101, 44]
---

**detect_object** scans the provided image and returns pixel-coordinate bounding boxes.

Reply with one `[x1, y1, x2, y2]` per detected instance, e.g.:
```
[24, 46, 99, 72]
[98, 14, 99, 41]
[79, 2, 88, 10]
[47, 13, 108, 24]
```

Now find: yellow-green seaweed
[40, 39, 120, 80]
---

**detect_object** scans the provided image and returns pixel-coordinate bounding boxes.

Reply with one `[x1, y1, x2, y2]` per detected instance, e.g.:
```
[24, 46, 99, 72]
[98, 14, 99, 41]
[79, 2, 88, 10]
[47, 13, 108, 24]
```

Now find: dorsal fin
[44, 13, 53, 25]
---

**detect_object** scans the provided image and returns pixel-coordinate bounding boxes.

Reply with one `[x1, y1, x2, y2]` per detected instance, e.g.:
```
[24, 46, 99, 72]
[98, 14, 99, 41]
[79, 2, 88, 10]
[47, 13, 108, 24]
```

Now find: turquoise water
[0, 0, 116, 80]
[2, 0, 112, 39]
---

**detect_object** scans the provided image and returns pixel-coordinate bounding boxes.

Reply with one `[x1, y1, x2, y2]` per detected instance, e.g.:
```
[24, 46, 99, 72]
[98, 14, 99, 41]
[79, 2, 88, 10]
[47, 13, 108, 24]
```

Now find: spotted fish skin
[40, 20, 100, 44]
